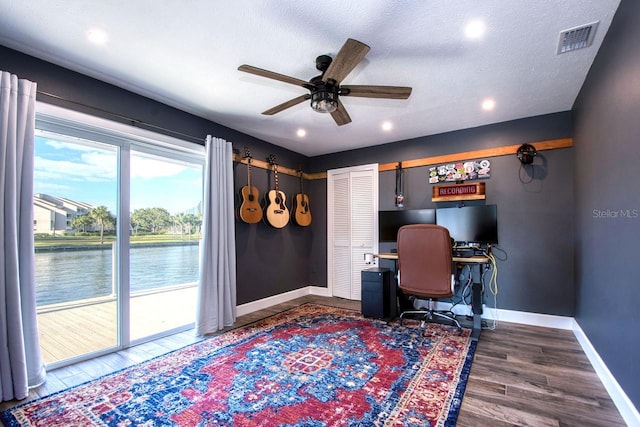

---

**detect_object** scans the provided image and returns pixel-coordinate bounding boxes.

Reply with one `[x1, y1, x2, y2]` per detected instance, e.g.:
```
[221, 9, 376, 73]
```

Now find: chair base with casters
[398, 297, 462, 332]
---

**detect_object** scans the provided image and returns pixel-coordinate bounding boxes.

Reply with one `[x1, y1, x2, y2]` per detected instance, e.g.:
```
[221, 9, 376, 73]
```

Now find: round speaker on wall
[516, 143, 537, 165]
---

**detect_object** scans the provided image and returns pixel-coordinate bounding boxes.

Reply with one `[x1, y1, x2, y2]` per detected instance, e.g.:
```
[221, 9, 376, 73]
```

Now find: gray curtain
[0, 70, 46, 401]
[196, 136, 236, 335]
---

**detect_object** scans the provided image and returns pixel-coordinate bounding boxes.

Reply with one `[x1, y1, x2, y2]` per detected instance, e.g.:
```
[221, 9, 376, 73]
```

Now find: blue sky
[34, 136, 203, 215]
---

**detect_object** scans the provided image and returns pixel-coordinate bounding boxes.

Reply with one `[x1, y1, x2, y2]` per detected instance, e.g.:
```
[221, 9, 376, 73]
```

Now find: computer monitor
[435, 205, 498, 245]
[378, 209, 436, 242]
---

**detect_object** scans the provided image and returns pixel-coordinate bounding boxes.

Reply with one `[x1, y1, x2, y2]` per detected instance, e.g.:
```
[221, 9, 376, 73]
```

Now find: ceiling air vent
[557, 21, 599, 54]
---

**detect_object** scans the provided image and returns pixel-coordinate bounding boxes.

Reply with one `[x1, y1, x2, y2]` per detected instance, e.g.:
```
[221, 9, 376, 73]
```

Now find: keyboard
[453, 248, 475, 258]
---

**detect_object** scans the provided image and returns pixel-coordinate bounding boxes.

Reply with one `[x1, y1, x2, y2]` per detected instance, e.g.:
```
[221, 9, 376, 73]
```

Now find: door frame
[326, 163, 379, 299]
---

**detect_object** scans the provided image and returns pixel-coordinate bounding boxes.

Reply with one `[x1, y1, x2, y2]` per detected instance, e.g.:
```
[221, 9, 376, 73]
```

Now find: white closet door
[330, 173, 351, 299]
[328, 164, 378, 300]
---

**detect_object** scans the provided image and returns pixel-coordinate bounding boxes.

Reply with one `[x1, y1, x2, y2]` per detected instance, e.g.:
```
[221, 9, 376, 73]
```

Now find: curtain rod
[35, 91, 317, 179]
[37, 90, 205, 144]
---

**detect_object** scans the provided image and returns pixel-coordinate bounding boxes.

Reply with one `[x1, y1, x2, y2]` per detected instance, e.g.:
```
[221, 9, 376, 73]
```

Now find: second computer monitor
[435, 205, 498, 245]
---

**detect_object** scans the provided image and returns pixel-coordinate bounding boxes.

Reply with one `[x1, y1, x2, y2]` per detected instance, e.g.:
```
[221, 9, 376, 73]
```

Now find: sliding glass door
[34, 133, 119, 365]
[34, 105, 205, 367]
[129, 149, 203, 341]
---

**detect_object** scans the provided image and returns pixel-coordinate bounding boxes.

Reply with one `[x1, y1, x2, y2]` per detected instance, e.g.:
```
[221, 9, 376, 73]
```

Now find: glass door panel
[33, 133, 119, 365]
[129, 149, 203, 341]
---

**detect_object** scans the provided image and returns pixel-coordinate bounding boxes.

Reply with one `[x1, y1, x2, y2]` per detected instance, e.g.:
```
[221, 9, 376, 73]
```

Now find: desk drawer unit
[361, 267, 396, 319]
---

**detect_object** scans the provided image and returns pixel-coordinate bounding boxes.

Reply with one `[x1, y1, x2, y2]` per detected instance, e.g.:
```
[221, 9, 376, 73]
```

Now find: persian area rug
[1, 304, 477, 426]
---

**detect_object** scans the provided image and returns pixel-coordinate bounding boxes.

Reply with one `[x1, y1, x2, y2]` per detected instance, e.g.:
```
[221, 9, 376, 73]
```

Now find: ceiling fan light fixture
[310, 83, 339, 113]
[238, 38, 411, 125]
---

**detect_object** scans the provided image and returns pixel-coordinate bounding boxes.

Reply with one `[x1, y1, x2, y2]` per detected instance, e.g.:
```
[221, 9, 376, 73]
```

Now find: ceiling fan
[238, 38, 412, 126]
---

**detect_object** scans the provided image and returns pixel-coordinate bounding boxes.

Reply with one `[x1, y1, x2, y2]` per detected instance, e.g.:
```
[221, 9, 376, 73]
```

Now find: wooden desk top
[374, 253, 401, 260]
[374, 253, 490, 264]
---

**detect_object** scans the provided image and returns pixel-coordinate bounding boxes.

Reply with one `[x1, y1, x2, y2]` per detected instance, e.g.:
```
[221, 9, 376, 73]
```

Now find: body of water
[35, 243, 200, 306]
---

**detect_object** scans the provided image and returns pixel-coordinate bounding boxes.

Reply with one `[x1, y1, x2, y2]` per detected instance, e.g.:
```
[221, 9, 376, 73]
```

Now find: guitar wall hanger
[232, 152, 320, 180]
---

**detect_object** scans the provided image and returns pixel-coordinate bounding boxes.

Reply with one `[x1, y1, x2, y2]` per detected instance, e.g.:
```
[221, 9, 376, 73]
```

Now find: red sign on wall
[432, 182, 486, 202]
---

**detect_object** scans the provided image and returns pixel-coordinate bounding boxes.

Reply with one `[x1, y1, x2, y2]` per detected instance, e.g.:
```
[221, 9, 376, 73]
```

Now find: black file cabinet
[361, 268, 397, 320]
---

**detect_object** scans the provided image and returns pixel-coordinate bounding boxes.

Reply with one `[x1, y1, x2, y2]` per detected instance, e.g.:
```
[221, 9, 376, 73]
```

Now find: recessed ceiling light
[87, 28, 108, 45]
[296, 129, 306, 138]
[381, 121, 393, 131]
[465, 20, 486, 39]
[481, 98, 496, 111]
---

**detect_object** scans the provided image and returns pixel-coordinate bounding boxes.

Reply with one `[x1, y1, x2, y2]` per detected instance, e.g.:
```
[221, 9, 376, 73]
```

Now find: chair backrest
[397, 224, 453, 298]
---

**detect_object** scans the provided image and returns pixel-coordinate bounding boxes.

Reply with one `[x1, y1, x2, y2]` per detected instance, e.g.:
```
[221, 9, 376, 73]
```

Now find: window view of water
[35, 243, 200, 306]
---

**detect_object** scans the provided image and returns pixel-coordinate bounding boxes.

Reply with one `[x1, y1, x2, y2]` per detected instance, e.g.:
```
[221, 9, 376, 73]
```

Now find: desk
[373, 252, 491, 340]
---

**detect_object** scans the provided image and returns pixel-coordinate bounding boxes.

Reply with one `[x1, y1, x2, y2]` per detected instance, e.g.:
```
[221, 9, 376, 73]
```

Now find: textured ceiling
[0, 1, 621, 156]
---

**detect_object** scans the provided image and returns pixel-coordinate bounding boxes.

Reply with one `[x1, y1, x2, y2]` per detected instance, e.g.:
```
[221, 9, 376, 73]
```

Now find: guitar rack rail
[232, 153, 322, 180]
[232, 137, 571, 182]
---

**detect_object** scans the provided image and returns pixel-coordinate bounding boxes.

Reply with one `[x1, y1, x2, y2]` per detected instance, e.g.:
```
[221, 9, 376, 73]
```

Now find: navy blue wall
[573, 0, 640, 408]
[310, 114, 575, 316]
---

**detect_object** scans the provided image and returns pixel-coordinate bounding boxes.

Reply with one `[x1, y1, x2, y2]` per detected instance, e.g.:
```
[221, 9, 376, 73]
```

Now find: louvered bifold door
[349, 171, 375, 300]
[328, 165, 378, 301]
[330, 173, 351, 299]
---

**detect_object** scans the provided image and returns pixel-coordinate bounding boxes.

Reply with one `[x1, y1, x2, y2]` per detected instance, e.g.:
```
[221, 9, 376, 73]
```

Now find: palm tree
[71, 214, 94, 233]
[183, 213, 201, 239]
[89, 205, 115, 244]
[174, 212, 186, 239]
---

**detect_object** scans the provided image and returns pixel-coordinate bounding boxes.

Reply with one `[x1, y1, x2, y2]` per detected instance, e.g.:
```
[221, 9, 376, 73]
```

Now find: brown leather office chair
[397, 224, 461, 331]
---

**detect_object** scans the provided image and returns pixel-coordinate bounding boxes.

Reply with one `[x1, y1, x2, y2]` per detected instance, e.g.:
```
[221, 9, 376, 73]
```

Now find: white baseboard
[482, 307, 575, 330]
[236, 288, 639, 426]
[236, 286, 330, 317]
[433, 303, 575, 330]
[572, 320, 640, 427]
[308, 286, 332, 297]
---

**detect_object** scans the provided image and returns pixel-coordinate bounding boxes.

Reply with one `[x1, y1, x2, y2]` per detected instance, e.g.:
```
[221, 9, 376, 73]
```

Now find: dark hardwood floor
[0, 295, 627, 426]
[457, 321, 626, 426]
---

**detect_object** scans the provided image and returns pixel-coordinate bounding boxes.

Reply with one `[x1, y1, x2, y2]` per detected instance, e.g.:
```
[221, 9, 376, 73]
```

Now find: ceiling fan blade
[262, 94, 310, 115]
[238, 64, 309, 87]
[341, 85, 412, 99]
[330, 101, 352, 126]
[323, 39, 371, 84]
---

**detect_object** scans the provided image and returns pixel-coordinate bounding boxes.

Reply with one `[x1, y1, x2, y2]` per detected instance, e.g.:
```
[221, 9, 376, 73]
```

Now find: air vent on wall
[557, 21, 599, 54]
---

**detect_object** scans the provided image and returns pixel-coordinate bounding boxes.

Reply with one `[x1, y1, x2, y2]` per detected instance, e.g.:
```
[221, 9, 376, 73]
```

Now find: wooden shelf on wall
[233, 137, 572, 181]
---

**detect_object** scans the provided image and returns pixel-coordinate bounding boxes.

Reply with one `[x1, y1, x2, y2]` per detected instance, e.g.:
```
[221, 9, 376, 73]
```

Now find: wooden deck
[37, 285, 198, 364]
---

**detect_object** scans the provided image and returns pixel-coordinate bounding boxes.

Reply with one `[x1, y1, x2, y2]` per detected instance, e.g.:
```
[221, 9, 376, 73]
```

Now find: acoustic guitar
[238, 148, 263, 224]
[264, 155, 290, 228]
[292, 170, 312, 226]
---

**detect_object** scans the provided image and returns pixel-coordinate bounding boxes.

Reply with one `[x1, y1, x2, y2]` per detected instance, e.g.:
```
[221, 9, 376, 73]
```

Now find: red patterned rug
[1, 304, 476, 426]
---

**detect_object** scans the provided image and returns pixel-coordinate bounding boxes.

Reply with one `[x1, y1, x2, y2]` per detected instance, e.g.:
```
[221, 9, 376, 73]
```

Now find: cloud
[43, 139, 99, 152]
[131, 156, 188, 179]
[34, 138, 202, 213]
[34, 154, 116, 183]
[34, 181, 71, 194]
[35, 140, 197, 181]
